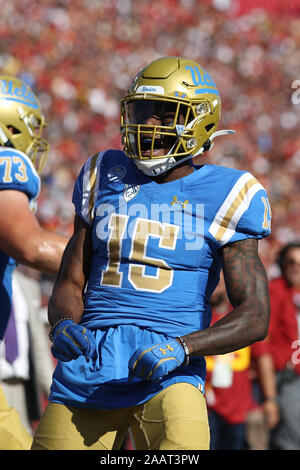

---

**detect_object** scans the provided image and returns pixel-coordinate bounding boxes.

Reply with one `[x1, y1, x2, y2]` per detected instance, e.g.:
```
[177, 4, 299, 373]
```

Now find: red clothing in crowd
[205, 311, 270, 425]
[268, 276, 300, 375]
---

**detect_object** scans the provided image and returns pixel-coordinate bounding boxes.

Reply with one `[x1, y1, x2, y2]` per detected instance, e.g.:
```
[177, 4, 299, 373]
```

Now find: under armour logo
[171, 196, 189, 209]
[159, 344, 175, 355]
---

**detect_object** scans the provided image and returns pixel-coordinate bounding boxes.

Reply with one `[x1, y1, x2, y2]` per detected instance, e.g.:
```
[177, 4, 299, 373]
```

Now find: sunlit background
[1, 0, 299, 277]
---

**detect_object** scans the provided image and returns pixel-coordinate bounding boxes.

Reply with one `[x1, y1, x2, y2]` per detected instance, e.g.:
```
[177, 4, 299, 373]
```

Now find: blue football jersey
[50, 149, 271, 409]
[0, 147, 40, 339]
[73, 149, 271, 334]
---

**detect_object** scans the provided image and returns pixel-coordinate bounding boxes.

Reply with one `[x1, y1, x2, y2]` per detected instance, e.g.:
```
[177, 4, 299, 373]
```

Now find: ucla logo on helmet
[0, 79, 39, 109]
[185, 65, 219, 95]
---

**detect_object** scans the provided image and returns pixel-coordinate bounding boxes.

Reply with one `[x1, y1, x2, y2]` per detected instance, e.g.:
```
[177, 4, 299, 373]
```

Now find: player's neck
[153, 163, 194, 184]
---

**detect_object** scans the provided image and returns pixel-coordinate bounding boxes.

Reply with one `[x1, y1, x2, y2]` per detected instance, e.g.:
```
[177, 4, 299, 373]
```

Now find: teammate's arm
[183, 238, 270, 356]
[0, 190, 67, 274]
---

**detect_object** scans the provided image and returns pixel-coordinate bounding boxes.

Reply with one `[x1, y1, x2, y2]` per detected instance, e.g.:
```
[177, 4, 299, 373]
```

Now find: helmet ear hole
[7, 125, 21, 135]
[202, 140, 211, 152]
[205, 123, 215, 133]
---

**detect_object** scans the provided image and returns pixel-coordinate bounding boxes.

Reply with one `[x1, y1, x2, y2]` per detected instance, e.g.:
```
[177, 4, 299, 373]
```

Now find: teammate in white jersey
[32, 57, 271, 450]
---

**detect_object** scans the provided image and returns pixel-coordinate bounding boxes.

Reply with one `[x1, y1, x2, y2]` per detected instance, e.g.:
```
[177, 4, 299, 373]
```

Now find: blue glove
[129, 338, 186, 381]
[50, 320, 97, 362]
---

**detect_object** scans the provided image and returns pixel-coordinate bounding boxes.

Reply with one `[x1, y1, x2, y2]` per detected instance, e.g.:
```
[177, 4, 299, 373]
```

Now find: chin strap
[192, 129, 236, 158]
[134, 129, 235, 176]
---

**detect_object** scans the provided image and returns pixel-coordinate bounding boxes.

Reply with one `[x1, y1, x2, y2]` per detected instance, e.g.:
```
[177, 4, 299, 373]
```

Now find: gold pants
[0, 385, 32, 450]
[32, 383, 209, 450]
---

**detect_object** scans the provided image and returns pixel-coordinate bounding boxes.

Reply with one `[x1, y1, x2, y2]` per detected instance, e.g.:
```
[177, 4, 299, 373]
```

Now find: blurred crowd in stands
[0, 0, 299, 280]
[1, 0, 300, 450]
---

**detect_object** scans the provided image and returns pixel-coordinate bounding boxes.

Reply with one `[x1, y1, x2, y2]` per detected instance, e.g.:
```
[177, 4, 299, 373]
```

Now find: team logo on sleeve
[123, 184, 140, 201]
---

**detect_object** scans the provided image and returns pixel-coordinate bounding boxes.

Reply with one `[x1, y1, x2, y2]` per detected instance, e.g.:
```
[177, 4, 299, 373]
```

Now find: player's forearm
[183, 238, 270, 357]
[182, 300, 269, 357]
[48, 279, 85, 327]
[21, 229, 67, 274]
[48, 219, 92, 327]
[256, 353, 277, 401]
[0, 190, 67, 273]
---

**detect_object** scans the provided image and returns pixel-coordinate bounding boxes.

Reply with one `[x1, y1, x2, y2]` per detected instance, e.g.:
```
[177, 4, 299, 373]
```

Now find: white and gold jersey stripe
[80, 152, 103, 225]
[209, 172, 265, 246]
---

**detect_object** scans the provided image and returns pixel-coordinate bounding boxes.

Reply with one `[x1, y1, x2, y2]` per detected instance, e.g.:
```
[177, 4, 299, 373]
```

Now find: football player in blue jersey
[0, 75, 68, 449]
[31, 57, 272, 450]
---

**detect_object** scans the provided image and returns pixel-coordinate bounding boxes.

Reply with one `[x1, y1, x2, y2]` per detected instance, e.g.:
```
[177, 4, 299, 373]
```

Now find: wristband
[48, 317, 74, 342]
[177, 336, 190, 365]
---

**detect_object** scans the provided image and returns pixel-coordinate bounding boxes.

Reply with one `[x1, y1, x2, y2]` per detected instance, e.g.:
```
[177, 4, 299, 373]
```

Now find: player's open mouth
[140, 138, 165, 157]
